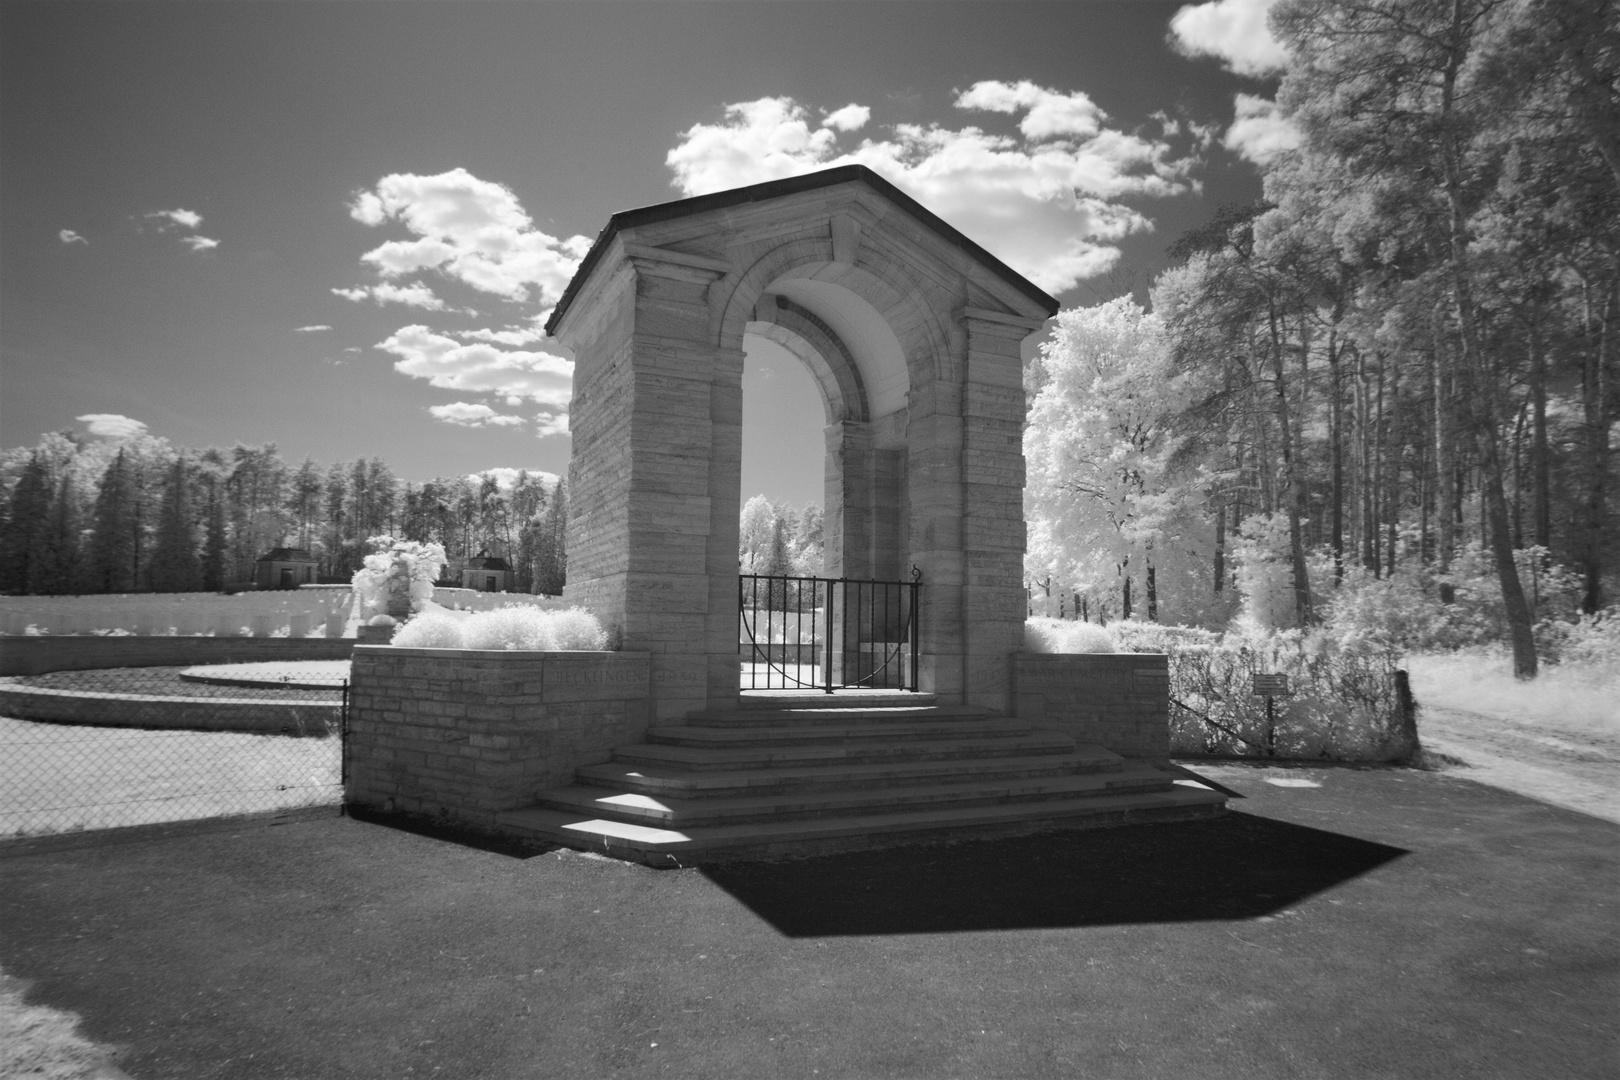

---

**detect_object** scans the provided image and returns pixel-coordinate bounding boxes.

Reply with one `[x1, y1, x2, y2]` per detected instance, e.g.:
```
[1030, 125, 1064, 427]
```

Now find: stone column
[824, 420, 872, 580]
[960, 308, 1044, 712]
[906, 377, 966, 701]
[561, 244, 736, 721]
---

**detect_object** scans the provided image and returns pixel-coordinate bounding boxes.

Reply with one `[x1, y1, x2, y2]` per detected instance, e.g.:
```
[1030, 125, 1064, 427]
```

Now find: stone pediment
[546, 164, 1057, 340]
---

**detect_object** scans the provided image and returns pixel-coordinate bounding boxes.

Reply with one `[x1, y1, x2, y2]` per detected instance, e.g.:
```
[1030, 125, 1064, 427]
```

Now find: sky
[1, 0, 1289, 510]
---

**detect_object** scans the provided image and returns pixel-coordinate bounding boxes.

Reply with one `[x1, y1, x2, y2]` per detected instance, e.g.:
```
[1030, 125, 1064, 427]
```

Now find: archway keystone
[546, 165, 1056, 718]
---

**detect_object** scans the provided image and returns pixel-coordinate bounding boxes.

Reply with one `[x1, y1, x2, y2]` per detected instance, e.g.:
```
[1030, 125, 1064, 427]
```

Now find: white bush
[542, 607, 611, 651]
[389, 604, 609, 651]
[389, 611, 466, 649]
[1024, 617, 1116, 653]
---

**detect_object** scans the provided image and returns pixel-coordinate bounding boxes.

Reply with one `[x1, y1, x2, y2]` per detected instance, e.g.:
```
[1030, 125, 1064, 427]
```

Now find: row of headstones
[0, 589, 355, 638]
[426, 587, 565, 614]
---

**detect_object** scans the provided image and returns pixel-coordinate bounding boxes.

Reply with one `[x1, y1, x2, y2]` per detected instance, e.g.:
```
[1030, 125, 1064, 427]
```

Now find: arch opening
[742, 289, 910, 586]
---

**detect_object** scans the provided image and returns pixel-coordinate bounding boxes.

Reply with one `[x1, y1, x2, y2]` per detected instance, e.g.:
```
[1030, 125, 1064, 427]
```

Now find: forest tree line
[1024, 0, 1615, 677]
[0, 433, 567, 596]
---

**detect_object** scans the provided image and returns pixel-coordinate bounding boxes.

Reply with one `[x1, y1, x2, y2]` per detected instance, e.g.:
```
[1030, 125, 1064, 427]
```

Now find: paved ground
[1, 763, 1615, 1080]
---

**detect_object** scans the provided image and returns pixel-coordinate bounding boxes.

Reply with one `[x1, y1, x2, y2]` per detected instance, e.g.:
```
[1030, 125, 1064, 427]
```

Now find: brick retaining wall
[345, 646, 651, 831]
[0, 637, 357, 677]
[1011, 653, 1170, 763]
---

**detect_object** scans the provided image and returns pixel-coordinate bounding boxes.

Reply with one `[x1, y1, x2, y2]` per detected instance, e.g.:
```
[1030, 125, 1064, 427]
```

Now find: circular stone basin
[178, 660, 352, 691]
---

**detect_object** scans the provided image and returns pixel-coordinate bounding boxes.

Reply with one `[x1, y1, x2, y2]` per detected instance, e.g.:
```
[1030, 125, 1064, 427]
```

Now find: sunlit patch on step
[597, 793, 673, 811]
[559, 818, 693, 844]
[1264, 778, 1322, 788]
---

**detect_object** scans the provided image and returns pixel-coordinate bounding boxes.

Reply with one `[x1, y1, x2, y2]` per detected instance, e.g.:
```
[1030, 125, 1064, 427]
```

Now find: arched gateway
[547, 165, 1057, 719]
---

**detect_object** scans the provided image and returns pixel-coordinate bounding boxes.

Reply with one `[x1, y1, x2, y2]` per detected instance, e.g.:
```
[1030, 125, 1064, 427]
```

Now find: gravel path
[1419, 705, 1620, 824]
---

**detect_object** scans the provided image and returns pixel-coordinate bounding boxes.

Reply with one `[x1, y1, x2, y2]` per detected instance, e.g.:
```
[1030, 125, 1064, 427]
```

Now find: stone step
[537, 764, 1175, 828]
[684, 704, 994, 727]
[575, 746, 1125, 798]
[612, 731, 1077, 772]
[645, 718, 1034, 747]
[496, 785, 1228, 866]
[734, 691, 938, 710]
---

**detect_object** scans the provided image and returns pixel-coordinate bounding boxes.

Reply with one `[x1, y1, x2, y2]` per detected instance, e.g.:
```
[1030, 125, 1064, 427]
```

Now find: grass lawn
[1, 764, 1615, 1080]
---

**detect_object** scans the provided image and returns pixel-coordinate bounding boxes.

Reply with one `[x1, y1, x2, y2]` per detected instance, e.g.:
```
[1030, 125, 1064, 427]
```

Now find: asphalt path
[1, 762, 1615, 1080]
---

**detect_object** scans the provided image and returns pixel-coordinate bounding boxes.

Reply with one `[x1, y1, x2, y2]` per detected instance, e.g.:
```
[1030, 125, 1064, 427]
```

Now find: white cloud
[59, 229, 88, 245]
[471, 467, 561, 491]
[376, 324, 573, 406]
[293, 325, 332, 333]
[332, 282, 449, 310]
[1224, 93, 1301, 165]
[665, 89, 1196, 294]
[141, 209, 218, 252]
[428, 402, 526, 427]
[455, 320, 548, 346]
[822, 104, 871, 132]
[348, 168, 592, 305]
[955, 80, 1103, 139]
[148, 208, 203, 229]
[534, 412, 570, 438]
[1169, 0, 1290, 77]
[77, 413, 148, 439]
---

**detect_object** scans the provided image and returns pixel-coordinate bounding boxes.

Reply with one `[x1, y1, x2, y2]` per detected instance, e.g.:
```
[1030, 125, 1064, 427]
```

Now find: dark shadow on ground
[701, 811, 1407, 936]
[344, 807, 557, 859]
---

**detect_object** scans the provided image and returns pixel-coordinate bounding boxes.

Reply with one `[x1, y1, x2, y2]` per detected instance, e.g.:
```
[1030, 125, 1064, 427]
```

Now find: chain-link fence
[0, 661, 348, 838]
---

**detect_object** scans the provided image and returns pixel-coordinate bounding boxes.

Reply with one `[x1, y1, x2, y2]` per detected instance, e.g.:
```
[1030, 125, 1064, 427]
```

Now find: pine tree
[149, 457, 201, 592]
[86, 448, 137, 593]
[203, 479, 228, 591]
[0, 453, 51, 593]
[535, 479, 567, 595]
[27, 475, 80, 595]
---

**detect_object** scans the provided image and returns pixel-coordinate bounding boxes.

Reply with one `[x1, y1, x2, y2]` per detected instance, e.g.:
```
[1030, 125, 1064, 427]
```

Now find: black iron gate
[739, 569, 921, 692]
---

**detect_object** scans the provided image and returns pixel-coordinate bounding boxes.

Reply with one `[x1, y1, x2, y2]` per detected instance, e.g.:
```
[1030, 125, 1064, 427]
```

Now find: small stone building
[254, 548, 318, 590]
[461, 553, 514, 593]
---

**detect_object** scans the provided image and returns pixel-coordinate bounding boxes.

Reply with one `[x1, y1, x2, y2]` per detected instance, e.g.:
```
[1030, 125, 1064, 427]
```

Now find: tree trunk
[1530, 328, 1552, 550]
[1579, 277, 1613, 612]
[1387, 363, 1401, 573]
[1328, 328, 1345, 584]
[1433, 314, 1458, 603]
[1269, 311, 1314, 625]
[1439, 0, 1537, 677]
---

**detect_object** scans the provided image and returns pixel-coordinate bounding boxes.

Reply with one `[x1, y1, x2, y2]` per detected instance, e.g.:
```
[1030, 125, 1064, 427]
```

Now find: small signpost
[1252, 674, 1290, 756]
[1252, 674, 1290, 697]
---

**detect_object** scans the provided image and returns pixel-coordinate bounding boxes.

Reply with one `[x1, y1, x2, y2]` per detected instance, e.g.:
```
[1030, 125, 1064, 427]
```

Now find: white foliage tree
[739, 494, 778, 571]
[1024, 298, 1227, 625]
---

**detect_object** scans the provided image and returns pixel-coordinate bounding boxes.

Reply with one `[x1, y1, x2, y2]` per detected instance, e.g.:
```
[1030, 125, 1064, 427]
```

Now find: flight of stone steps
[498, 692, 1225, 865]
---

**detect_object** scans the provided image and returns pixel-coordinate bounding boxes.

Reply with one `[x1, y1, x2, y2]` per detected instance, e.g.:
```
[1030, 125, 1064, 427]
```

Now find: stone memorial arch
[546, 165, 1058, 720]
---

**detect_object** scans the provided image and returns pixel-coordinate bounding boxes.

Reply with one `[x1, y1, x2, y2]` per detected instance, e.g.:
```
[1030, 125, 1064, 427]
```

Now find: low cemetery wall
[345, 646, 651, 831]
[0, 590, 354, 639]
[0, 636, 356, 676]
[1011, 652, 1171, 763]
[0, 679, 340, 734]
